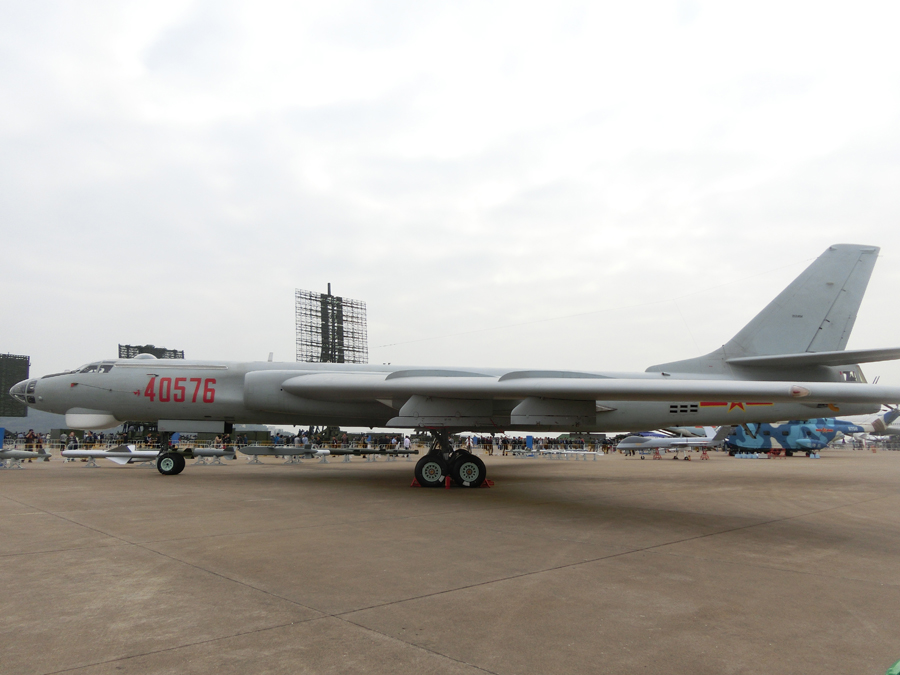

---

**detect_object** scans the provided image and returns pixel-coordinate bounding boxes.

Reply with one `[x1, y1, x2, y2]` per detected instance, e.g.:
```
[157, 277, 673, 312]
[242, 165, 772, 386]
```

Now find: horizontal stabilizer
[726, 347, 900, 368]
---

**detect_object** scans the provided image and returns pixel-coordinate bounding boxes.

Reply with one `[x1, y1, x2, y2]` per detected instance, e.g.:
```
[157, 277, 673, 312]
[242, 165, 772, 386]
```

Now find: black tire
[451, 454, 486, 488]
[157, 452, 186, 476]
[415, 455, 446, 488]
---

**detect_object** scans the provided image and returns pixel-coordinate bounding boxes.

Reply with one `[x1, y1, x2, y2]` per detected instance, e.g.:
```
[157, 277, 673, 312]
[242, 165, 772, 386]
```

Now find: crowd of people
[3, 428, 617, 454]
[265, 431, 414, 452]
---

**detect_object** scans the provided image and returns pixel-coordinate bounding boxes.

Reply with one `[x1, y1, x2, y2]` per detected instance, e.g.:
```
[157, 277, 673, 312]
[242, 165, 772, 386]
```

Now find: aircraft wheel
[451, 454, 486, 488]
[415, 455, 446, 488]
[157, 452, 186, 476]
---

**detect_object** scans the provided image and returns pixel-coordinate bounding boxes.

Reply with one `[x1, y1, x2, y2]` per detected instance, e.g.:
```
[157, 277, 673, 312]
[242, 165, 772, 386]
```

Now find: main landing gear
[414, 431, 487, 488]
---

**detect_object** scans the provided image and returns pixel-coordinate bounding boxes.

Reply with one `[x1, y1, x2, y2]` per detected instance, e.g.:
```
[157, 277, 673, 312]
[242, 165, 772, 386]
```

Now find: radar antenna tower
[295, 284, 368, 364]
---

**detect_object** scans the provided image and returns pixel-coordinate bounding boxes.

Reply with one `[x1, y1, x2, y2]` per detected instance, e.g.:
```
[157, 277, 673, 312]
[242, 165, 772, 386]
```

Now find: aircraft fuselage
[13, 358, 880, 433]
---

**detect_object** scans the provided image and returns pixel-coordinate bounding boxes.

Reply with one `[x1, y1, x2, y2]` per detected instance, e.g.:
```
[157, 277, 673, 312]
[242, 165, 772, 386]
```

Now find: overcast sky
[3, 1, 900, 385]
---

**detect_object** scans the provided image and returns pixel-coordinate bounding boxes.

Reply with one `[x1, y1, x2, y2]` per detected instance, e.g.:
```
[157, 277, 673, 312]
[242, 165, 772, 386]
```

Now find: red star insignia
[728, 402, 745, 412]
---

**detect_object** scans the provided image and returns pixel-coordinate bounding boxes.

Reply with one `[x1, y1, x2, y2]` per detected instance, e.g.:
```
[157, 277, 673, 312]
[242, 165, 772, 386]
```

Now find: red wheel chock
[409, 478, 495, 488]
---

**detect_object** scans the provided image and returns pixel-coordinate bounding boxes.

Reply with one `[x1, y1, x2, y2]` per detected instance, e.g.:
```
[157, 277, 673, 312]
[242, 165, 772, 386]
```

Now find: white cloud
[2, 0, 899, 388]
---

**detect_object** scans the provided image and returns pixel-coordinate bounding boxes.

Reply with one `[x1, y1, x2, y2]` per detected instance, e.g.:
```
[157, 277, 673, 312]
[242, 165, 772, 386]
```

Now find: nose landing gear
[157, 452, 186, 475]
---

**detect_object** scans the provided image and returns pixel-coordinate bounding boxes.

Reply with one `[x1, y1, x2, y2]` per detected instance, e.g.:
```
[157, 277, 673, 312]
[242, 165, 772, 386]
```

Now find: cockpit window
[78, 363, 114, 374]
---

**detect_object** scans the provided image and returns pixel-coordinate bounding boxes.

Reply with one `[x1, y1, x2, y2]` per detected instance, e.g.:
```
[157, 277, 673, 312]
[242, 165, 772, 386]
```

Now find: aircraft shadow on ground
[165, 462, 884, 559]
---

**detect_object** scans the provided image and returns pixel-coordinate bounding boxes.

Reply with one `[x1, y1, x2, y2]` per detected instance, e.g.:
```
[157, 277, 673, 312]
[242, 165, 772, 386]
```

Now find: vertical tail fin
[647, 244, 880, 375]
[724, 244, 879, 358]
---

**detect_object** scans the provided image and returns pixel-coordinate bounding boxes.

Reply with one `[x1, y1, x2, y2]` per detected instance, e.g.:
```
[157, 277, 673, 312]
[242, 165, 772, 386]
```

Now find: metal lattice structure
[295, 286, 368, 364]
[0, 353, 30, 417]
[118, 345, 185, 359]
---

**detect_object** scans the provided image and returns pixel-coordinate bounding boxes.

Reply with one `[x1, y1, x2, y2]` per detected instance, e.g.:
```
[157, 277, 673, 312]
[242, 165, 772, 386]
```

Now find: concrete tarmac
[2, 449, 899, 675]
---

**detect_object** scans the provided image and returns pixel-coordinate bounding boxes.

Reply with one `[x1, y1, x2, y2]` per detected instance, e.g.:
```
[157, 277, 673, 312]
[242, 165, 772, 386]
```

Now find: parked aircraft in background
[845, 408, 900, 436]
[725, 408, 900, 455]
[10, 244, 900, 487]
[617, 426, 729, 453]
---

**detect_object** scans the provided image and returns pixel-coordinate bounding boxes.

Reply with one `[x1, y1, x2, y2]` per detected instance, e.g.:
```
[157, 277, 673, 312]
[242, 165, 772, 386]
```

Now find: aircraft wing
[667, 438, 720, 447]
[712, 425, 734, 442]
[278, 372, 900, 404]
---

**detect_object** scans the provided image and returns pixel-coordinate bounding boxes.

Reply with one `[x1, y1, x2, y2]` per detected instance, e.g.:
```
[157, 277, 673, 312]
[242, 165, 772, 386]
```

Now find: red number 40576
[144, 377, 216, 403]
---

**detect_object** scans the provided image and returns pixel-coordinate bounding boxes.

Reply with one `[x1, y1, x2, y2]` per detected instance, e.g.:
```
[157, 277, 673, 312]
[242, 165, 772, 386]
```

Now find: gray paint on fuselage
[19, 359, 880, 433]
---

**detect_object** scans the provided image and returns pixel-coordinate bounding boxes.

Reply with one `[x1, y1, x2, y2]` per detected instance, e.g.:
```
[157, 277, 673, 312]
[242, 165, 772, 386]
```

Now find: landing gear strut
[413, 431, 487, 488]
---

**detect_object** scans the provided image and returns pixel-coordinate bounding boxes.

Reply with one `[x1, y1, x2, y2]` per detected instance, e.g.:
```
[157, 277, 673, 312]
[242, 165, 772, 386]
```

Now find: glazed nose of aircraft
[9, 379, 33, 404]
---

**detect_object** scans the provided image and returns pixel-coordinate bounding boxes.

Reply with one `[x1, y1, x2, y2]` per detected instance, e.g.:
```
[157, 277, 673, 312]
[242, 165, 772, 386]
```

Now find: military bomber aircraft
[10, 244, 900, 487]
